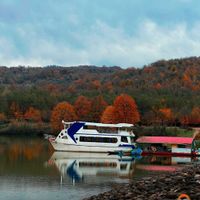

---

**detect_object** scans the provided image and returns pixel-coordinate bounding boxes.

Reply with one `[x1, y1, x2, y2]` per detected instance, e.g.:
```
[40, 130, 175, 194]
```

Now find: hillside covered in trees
[1, 56, 200, 130]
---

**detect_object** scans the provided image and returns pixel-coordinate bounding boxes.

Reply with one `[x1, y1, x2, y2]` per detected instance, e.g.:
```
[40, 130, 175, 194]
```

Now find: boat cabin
[61, 121, 135, 144]
[136, 136, 198, 156]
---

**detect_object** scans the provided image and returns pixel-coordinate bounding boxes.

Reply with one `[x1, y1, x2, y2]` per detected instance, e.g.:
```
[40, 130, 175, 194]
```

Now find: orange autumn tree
[74, 96, 91, 121]
[10, 102, 23, 120]
[189, 107, 200, 125]
[24, 107, 42, 122]
[113, 94, 140, 124]
[159, 108, 173, 125]
[92, 80, 101, 90]
[51, 102, 77, 132]
[180, 115, 190, 126]
[101, 106, 115, 123]
[90, 96, 107, 122]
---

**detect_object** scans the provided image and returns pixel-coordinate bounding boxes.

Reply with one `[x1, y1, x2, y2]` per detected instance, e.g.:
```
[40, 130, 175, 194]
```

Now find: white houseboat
[49, 121, 136, 153]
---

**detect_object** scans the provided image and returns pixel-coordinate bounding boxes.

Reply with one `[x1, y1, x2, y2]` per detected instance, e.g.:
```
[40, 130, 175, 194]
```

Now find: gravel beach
[84, 164, 200, 200]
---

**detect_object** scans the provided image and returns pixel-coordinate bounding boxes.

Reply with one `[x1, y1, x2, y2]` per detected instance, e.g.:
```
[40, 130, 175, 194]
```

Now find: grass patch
[165, 127, 194, 137]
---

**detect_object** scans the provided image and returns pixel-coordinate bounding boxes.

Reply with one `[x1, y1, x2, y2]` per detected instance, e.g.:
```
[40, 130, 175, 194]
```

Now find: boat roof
[62, 120, 133, 128]
[136, 136, 194, 145]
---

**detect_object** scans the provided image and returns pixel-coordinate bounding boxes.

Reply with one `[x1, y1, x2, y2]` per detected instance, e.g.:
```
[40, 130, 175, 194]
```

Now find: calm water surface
[0, 136, 196, 200]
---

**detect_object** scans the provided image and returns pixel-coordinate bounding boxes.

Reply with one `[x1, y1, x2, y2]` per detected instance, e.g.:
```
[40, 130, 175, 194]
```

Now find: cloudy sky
[0, 0, 200, 67]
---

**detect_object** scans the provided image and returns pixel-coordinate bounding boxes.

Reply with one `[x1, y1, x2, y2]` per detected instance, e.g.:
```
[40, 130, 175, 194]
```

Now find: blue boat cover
[68, 122, 85, 143]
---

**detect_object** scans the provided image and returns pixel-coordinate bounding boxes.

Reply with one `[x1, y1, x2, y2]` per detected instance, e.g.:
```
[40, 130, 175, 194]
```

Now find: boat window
[79, 162, 117, 168]
[120, 163, 127, 170]
[79, 136, 118, 143]
[97, 127, 118, 134]
[121, 136, 128, 143]
[62, 136, 68, 139]
[177, 144, 186, 148]
[83, 125, 95, 129]
[83, 125, 118, 134]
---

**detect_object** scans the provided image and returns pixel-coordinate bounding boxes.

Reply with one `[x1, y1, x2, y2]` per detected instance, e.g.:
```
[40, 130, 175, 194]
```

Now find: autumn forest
[1, 56, 200, 134]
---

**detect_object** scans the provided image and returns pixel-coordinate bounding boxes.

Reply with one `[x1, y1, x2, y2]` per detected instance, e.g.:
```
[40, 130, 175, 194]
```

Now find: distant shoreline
[0, 121, 52, 136]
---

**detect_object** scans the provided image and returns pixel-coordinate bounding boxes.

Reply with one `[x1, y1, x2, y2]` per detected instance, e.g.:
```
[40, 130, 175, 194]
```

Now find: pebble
[83, 164, 200, 200]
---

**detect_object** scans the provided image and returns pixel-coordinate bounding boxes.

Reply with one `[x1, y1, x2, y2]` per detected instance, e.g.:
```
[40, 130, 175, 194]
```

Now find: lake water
[0, 136, 197, 200]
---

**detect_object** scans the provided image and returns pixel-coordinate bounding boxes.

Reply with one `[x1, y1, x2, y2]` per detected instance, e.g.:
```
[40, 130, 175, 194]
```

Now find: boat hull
[50, 140, 133, 153]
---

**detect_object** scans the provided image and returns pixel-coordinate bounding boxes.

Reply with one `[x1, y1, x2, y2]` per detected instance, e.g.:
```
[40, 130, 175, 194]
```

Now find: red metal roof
[136, 136, 193, 145]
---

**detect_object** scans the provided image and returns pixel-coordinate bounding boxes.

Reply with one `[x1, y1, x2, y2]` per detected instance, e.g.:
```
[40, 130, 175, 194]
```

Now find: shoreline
[84, 163, 200, 200]
[0, 121, 52, 136]
[0, 123, 195, 137]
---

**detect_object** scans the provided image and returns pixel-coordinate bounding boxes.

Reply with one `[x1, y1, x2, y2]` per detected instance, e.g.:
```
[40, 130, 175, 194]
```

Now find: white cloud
[79, 19, 200, 67]
[1, 19, 200, 67]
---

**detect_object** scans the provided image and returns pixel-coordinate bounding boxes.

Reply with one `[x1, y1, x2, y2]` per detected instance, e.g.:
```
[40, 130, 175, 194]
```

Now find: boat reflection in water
[47, 152, 137, 185]
[46, 152, 199, 187]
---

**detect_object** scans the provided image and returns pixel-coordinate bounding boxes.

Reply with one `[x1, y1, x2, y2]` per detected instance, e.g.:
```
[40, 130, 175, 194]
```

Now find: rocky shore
[84, 164, 200, 200]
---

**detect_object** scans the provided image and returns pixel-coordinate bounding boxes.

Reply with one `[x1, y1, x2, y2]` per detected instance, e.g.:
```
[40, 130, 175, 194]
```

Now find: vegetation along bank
[1, 56, 200, 134]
